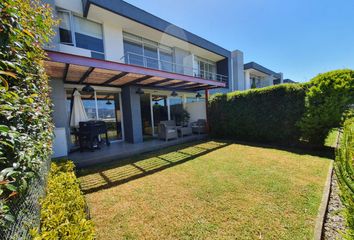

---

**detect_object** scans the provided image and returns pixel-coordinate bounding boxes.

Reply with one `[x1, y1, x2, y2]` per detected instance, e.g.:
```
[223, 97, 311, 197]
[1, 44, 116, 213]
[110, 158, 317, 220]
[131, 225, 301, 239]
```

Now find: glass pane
[74, 16, 102, 39]
[152, 95, 168, 134]
[160, 50, 173, 72]
[73, 16, 104, 53]
[95, 92, 122, 141]
[114, 94, 123, 140]
[144, 45, 158, 69]
[58, 11, 73, 44]
[91, 51, 105, 60]
[200, 61, 206, 78]
[140, 93, 153, 137]
[123, 40, 143, 66]
[123, 32, 142, 43]
[169, 97, 185, 126]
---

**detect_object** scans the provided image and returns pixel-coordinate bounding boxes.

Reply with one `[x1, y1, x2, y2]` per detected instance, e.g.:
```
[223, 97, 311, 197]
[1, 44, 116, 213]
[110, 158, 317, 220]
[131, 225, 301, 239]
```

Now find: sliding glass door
[152, 95, 168, 135]
[95, 92, 123, 141]
[66, 89, 124, 148]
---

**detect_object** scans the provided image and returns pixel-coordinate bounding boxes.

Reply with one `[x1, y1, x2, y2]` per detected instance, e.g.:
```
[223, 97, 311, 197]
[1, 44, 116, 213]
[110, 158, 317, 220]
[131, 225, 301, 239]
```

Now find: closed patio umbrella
[70, 89, 88, 128]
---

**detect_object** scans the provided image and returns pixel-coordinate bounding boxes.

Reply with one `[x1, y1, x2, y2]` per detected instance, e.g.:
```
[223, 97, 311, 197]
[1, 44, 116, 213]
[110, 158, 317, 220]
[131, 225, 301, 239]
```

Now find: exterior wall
[102, 22, 124, 62]
[244, 69, 277, 90]
[244, 70, 251, 90]
[55, 0, 83, 15]
[59, 44, 91, 57]
[49, 79, 69, 157]
[185, 102, 206, 123]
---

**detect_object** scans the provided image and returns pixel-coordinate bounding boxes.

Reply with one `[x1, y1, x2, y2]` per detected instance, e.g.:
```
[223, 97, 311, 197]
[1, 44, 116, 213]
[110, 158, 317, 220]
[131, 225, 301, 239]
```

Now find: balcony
[44, 50, 227, 92]
[121, 52, 228, 83]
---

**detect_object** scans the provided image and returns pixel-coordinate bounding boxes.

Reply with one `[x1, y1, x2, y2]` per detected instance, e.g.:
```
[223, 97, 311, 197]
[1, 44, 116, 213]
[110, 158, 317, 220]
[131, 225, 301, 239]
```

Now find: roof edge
[244, 62, 281, 78]
[83, 0, 231, 58]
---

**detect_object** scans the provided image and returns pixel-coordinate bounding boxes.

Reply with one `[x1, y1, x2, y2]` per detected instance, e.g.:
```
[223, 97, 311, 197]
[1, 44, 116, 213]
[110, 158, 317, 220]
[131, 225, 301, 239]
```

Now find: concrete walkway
[70, 134, 207, 168]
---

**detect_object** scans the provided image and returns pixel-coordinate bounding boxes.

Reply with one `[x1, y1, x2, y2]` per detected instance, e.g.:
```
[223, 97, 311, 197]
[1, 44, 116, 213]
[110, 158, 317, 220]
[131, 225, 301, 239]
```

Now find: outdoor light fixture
[82, 84, 94, 93]
[195, 92, 202, 98]
[171, 91, 178, 97]
[136, 87, 144, 95]
[106, 99, 112, 105]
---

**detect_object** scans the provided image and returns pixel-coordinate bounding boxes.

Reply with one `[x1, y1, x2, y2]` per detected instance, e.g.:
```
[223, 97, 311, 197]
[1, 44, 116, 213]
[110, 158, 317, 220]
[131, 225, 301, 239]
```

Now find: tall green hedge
[335, 117, 354, 239]
[209, 84, 307, 145]
[0, 0, 56, 226]
[299, 69, 354, 145]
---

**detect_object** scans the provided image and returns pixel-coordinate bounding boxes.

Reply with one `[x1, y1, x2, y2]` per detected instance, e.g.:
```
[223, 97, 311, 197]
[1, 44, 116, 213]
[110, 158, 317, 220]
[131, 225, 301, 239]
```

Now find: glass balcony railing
[121, 52, 228, 83]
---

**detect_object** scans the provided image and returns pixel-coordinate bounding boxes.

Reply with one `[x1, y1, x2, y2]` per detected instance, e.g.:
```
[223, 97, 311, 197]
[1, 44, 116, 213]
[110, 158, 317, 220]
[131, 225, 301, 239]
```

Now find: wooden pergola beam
[103, 72, 128, 85]
[79, 67, 95, 84]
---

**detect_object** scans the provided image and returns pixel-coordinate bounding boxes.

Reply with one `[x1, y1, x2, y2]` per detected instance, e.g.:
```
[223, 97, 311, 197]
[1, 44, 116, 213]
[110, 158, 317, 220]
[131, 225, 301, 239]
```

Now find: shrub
[299, 70, 354, 145]
[209, 84, 307, 145]
[335, 117, 354, 239]
[0, 0, 57, 225]
[31, 161, 95, 240]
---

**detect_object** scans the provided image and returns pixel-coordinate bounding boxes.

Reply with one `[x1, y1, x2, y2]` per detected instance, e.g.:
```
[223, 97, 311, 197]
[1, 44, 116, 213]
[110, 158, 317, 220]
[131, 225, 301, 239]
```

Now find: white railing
[121, 52, 228, 83]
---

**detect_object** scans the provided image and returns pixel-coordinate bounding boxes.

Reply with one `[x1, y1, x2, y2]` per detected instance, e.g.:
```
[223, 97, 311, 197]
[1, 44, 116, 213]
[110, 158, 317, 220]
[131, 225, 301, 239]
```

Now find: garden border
[314, 160, 333, 240]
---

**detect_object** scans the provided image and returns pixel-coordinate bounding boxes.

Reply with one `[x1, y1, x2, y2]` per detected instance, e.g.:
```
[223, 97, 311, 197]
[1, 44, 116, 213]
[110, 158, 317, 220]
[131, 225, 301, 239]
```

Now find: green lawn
[78, 141, 332, 240]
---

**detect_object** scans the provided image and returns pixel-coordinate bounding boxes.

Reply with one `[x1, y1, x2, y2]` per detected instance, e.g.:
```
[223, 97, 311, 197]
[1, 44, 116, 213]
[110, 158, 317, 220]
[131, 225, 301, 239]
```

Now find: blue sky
[124, 0, 354, 82]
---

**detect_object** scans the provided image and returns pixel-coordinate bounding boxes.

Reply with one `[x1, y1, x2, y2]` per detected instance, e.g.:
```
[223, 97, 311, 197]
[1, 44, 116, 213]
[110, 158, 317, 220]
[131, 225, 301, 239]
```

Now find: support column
[205, 89, 209, 133]
[49, 79, 69, 157]
[121, 86, 143, 143]
[231, 50, 245, 91]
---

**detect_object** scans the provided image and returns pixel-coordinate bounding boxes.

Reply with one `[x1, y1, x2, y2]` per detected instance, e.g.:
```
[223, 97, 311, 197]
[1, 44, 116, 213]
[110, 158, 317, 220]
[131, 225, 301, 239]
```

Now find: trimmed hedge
[335, 118, 354, 239]
[209, 84, 307, 144]
[31, 161, 95, 240]
[299, 69, 354, 145]
[0, 0, 56, 226]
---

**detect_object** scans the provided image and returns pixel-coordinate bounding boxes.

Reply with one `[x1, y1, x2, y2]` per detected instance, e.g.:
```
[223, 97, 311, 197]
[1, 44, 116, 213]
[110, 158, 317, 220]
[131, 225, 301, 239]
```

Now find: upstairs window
[57, 10, 104, 60]
[195, 57, 216, 80]
[123, 32, 174, 71]
[58, 10, 73, 45]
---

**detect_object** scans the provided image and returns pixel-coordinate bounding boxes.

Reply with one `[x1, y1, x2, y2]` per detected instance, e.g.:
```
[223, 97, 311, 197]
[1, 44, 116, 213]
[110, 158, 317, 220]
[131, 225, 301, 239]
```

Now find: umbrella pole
[69, 88, 77, 126]
[68, 88, 81, 153]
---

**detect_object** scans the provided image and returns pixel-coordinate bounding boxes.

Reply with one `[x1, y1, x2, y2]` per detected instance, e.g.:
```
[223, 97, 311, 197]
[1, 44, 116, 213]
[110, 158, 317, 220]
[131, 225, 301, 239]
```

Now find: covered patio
[45, 50, 226, 163]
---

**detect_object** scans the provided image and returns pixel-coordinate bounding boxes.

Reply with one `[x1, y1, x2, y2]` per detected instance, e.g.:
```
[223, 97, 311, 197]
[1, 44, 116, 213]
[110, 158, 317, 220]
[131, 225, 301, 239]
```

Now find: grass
[78, 141, 332, 240]
[324, 128, 340, 147]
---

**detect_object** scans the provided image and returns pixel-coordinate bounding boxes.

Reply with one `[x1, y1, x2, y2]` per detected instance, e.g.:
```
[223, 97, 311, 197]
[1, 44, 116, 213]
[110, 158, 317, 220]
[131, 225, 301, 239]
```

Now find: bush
[0, 0, 57, 225]
[32, 161, 95, 240]
[299, 70, 354, 145]
[335, 117, 354, 239]
[209, 84, 307, 145]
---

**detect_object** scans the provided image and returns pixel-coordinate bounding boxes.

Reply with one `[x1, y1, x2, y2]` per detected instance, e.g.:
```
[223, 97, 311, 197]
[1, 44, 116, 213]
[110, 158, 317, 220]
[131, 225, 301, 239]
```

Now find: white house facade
[42, 0, 289, 160]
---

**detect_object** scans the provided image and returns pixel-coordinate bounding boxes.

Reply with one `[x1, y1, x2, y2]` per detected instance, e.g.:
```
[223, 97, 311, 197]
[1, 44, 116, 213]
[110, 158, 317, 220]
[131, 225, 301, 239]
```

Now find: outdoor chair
[191, 119, 207, 134]
[158, 120, 178, 141]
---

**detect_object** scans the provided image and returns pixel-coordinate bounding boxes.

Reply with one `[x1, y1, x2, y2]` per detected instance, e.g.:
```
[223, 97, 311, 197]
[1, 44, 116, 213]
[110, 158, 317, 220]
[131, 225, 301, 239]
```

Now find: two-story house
[43, 0, 283, 161]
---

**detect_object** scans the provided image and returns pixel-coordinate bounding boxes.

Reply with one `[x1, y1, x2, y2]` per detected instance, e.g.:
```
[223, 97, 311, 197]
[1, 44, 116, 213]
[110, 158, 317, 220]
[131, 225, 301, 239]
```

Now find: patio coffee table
[177, 126, 193, 138]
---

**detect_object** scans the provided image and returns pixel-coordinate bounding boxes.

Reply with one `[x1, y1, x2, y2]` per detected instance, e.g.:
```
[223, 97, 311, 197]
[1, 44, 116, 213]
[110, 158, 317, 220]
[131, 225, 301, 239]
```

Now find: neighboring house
[243, 62, 283, 90]
[42, 0, 290, 158]
[283, 79, 297, 84]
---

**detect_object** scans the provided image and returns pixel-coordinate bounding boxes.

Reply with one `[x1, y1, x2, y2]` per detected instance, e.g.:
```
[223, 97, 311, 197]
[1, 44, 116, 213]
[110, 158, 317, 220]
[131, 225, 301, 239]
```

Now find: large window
[195, 57, 216, 80]
[58, 10, 104, 60]
[66, 90, 123, 147]
[123, 32, 174, 71]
